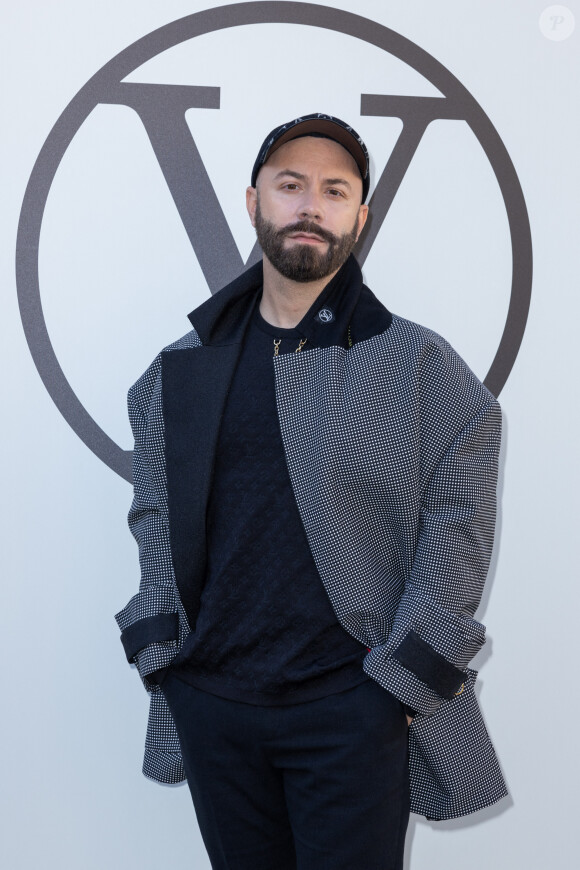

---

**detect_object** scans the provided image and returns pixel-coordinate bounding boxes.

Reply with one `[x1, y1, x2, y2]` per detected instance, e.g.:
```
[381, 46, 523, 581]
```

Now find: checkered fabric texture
[115, 315, 507, 820]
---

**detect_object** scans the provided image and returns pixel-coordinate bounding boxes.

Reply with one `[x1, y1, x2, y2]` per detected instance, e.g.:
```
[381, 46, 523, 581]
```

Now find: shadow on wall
[404, 410, 512, 869]
[478, 409, 509, 624]
[404, 791, 515, 870]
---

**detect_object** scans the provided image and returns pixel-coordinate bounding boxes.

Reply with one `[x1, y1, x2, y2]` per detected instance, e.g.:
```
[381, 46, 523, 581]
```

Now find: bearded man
[115, 114, 507, 870]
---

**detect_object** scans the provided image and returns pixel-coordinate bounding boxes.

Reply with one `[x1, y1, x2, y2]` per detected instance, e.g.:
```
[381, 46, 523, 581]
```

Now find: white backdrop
[2, 1, 578, 867]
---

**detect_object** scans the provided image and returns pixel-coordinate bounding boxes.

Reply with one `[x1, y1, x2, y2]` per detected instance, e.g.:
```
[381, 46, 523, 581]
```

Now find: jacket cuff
[392, 630, 465, 700]
[120, 613, 179, 663]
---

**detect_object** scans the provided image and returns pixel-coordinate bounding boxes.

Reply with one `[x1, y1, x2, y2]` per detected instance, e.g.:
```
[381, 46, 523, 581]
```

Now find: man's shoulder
[388, 313, 460, 356]
[357, 304, 463, 358]
[354, 286, 471, 362]
[362, 311, 497, 411]
[162, 328, 203, 354]
[128, 328, 202, 410]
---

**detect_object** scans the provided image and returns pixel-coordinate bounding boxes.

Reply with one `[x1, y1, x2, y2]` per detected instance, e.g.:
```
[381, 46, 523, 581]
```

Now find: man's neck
[259, 257, 339, 329]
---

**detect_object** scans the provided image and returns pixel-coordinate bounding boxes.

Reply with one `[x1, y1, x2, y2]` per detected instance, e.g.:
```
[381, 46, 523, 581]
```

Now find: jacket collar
[294, 254, 363, 349]
[187, 260, 264, 346]
[188, 254, 366, 349]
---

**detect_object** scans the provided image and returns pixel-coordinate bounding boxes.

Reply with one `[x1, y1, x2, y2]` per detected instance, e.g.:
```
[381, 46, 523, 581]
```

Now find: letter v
[100, 82, 262, 293]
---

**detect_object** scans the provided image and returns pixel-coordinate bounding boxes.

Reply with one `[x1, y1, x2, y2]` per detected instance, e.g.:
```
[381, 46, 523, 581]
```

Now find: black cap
[251, 113, 370, 203]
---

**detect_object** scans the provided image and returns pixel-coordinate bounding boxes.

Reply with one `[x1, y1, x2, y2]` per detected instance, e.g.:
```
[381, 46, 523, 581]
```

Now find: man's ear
[246, 186, 258, 227]
[355, 203, 369, 241]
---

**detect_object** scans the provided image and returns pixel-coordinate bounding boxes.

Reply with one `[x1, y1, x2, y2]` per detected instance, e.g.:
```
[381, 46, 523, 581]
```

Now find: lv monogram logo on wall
[16, 3, 532, 481]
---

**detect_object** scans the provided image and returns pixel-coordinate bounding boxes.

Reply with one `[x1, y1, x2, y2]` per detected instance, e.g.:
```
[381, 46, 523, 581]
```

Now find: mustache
[278, 220, 338, 245]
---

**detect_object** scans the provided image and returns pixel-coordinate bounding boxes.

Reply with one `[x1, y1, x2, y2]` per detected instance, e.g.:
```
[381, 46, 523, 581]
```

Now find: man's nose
[298, 189, 324, 220]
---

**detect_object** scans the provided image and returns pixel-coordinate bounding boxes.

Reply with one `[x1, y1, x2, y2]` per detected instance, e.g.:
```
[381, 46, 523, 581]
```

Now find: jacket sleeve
[365, 396, 502, 716]
[114, 376, 180, 690]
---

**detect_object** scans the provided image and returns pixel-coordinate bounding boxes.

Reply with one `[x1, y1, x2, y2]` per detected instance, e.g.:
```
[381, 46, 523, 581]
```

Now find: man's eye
[327, 188, 344, 197]
[283, 183, 300, 190]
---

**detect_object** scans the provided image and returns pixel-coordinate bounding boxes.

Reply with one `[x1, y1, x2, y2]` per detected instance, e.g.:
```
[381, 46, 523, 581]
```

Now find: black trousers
[162, 675, 410, 870]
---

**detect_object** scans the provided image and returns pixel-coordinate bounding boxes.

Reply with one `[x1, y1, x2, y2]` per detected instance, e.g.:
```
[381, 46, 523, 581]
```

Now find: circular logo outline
[16, 1, 533, 482]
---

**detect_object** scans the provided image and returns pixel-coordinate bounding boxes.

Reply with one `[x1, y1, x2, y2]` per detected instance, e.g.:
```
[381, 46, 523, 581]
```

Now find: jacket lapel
[162, 264, 263, 628]
[162, 344, 239, 627]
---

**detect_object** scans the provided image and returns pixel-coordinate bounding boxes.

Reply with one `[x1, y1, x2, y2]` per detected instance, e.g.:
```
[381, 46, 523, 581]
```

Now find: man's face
[246, 136, 368, 283]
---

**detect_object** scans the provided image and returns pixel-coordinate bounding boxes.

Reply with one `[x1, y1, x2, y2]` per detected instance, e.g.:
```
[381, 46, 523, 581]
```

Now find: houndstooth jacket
[115, 255, 508, 821]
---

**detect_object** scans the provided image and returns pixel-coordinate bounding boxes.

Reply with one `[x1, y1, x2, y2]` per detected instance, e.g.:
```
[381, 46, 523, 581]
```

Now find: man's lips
[286, 232, 327, 245]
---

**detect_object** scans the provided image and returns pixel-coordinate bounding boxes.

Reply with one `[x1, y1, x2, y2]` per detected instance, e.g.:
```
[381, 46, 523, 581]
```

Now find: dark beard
[254, 200, 359, 283]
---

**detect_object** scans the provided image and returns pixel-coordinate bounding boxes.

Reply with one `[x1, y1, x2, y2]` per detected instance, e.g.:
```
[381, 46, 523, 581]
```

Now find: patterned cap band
[251, 113, 370, 203]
